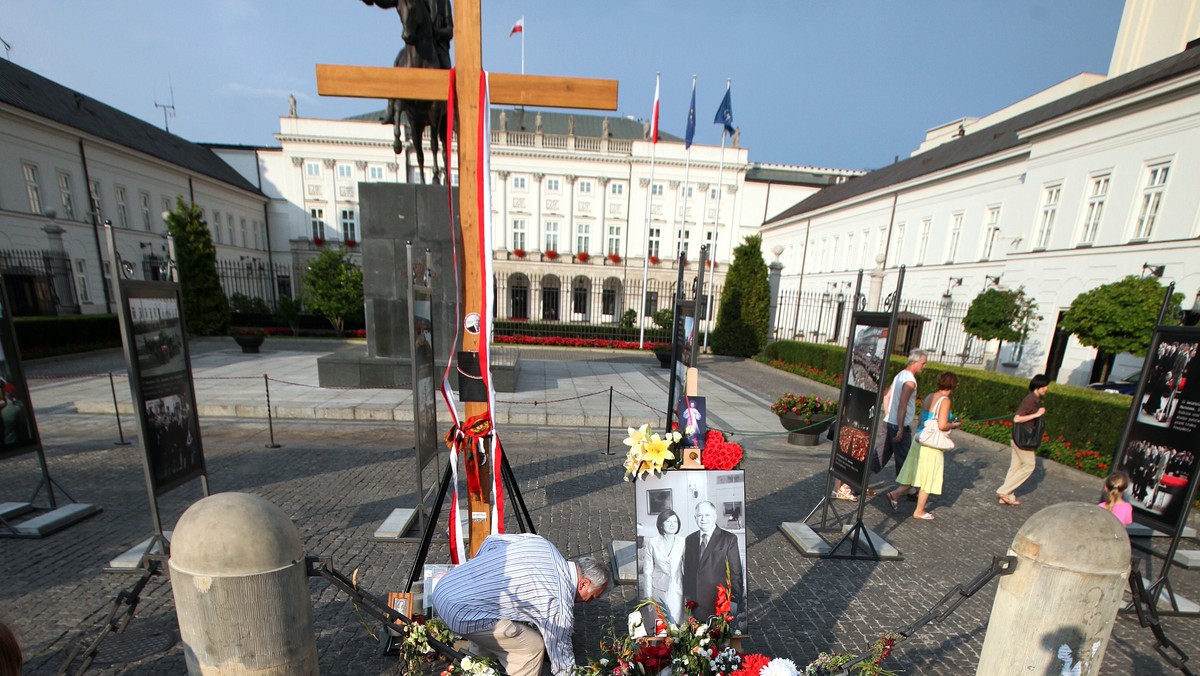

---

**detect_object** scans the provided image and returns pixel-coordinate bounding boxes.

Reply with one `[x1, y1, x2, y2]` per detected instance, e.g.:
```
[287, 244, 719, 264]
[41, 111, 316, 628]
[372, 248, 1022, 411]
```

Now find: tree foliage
[711, 235, 770, 357]
[165, 196, 229, 335]
[302, 248, 364, 336]
[963, 287, 1041, 344]
[1060, 275, 1182, 357]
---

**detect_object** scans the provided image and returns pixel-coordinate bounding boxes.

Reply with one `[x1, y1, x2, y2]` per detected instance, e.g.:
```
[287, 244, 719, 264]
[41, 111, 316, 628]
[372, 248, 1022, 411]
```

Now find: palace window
[607, 225, 622, 255]
[512, 219, 527, 250]
[610, 182, 624, 196]
[341, 209, 357, 242]
[947, 213, 963, 262]
[677, 228, 690, 259]
[1035, 184, 1061, 249]
[512, 175, 527, 190]
[544, 221, 560, 251]
[310, 207, 326, 240]
[1079, 174, 1109, 245]
[369, 165, 385, 180]
[651, 183, 664, 196]
[212, 212, 223, 243]
[1133, 163, 1169, 240]
[981, 207, 1001, 260]
[916, 218, 931, 265]
[23, 163, 42, 213]
[58, 172, 76, 219]
[546, 177, 561, 192]
[578, 180, 593, 194]
[575, 222, 591, 253]
[74, 259, 91, 303]
[306, 161, 321, 177]
[648, 227, 661, 259]
[337, 164, 352, 178]
[140, 192, 152, 231]
[89, 180, 103, 220]
[115, 186, 129, 228]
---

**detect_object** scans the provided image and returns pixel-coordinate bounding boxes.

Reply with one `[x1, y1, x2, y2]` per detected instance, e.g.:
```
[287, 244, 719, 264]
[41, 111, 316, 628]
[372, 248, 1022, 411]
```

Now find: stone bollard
[170, 492, 319, 675]
[976, 502, 1130, 675]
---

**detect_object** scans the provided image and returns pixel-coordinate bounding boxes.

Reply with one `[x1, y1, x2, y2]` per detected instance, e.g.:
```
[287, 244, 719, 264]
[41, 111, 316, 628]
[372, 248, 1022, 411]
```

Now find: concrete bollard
[976, 502, 1130, 676]
[169, 492, 319, 675]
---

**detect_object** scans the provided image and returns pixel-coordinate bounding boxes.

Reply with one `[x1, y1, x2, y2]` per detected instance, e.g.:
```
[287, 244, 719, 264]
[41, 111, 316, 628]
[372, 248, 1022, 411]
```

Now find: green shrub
[229, 292, 271, 315]
[652, 308, 674, 331]
[619, 308, 637, 328]
[762, 339, 1130, 458]
[710, 318, 760, 358]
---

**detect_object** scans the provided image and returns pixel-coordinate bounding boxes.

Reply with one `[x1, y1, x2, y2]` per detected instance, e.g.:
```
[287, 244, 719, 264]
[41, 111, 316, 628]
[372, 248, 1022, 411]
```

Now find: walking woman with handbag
[997, 374, 1051, 506]
[884, 371, 961, 521]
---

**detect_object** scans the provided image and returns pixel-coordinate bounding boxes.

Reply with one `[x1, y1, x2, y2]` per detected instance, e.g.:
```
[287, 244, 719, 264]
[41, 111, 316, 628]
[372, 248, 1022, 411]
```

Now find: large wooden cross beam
[316, 1, 618, 557]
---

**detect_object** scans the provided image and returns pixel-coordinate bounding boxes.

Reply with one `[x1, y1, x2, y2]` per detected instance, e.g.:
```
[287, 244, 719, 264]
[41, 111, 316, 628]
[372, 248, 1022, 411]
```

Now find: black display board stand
[1112, 282, 1200, 615]
[802, 268, 906, 560]
[104, 223, 209, 568]
[0, 277, 101, 538]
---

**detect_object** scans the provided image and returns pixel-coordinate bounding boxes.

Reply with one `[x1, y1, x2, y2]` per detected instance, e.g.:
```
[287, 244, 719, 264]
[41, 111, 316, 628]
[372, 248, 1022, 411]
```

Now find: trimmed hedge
[230, 312, 364, 332]
[762, 340, 1131, 457]
[14, 315, 122, 359]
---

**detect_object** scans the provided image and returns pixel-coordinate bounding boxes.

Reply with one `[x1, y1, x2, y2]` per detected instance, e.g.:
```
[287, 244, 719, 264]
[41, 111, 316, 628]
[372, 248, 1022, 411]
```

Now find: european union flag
[714, 86, 734, 136]
[685, 82, 697, 149]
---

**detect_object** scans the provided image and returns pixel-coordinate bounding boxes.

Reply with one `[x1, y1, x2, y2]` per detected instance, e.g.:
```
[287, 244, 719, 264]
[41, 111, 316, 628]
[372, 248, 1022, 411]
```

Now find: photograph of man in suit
[682, 501, 743, 629]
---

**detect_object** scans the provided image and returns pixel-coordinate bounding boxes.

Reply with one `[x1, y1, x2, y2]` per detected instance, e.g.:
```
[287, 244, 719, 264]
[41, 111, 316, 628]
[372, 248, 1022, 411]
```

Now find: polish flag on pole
[650, 73, 660, 143]
[509, 17, 524, 37]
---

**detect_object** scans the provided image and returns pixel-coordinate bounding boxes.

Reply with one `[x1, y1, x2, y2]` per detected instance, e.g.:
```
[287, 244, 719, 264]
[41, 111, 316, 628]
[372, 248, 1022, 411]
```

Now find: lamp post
[815, 285, 832, 341]
[831, 281, 850, 344]
[939, 277, 962, 357]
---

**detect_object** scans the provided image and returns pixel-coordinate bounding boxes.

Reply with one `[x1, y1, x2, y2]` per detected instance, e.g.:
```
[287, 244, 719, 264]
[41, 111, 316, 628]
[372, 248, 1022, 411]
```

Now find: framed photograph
[634, 470, 748, 633]
[647, 488, 673, 515]
[421, 564, 455, 614]
[387, 592, 414, 624]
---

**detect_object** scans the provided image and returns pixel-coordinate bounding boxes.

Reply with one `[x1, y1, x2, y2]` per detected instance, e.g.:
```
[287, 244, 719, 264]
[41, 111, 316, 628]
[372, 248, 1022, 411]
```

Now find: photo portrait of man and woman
[634, 470, 746, 633]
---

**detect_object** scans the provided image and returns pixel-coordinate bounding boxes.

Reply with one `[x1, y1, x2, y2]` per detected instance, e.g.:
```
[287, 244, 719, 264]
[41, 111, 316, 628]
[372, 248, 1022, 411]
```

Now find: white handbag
[916, 396, 954, 450]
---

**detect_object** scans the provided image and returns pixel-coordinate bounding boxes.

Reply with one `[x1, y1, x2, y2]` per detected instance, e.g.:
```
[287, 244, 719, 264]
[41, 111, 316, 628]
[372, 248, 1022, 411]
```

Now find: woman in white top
[641, 508, 685, 624]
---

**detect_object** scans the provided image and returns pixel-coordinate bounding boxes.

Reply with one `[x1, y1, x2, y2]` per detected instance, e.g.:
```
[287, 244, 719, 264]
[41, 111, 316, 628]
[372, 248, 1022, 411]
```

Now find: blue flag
[714, 86, 734, 136]
[684, 81, 697, 149]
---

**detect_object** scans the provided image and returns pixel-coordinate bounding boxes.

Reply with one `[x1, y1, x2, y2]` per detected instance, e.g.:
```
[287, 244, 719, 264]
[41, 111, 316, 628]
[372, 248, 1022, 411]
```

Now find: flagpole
[703, 78, 732, 354]
[638, 73, 661, 350]
[675, 75, 695, 300]
[520, 16, 525, 75]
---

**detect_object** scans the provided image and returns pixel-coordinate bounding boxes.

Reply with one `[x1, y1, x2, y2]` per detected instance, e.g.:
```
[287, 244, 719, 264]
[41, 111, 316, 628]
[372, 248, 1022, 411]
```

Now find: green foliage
[13, 315, 121, 359]
[761, 339, 1131, 455]
[712, 235, 769, 356]
[652, 308, 675, 331]
[275, 295, 302, 329]
[165, 196, 230, 335]
[301, 248, 364, 337]
[229, 292, 271, 315]
[1060, 275, 1183, 358]
[618, 308, 637, 328]
[963, 287, 1040, 344]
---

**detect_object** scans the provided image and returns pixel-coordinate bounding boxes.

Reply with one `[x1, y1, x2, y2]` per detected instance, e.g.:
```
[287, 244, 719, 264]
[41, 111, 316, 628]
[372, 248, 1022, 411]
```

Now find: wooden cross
[316, 1, 618, 557]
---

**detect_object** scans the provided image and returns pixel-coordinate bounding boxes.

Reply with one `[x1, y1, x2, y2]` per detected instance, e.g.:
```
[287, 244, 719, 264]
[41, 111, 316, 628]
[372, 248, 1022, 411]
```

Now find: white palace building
[762, 0, 1200, 387]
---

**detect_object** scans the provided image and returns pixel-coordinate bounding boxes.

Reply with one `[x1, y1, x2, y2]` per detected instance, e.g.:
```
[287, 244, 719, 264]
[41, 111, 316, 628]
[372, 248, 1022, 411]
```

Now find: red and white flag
[509, 17, 524, 37]
[650, 74, 660, 144]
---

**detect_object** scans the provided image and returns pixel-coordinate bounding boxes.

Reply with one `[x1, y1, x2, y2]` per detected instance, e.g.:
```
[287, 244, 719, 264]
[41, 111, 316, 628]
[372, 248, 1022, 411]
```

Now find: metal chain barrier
[834, 555, 1017, 675]
[56, 557, 165, 676]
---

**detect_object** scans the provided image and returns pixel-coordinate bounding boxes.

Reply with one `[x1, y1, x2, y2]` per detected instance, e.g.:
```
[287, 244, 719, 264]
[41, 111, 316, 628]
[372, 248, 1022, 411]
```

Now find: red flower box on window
[607, 253, 621, 264]
[648, 255, 660, 265]
[544, 249, 559, 260]
[576, 251, 590, 263]
[513, 248, 526, 258]
[312, 236, 326, 247]
[345, 239, 357, 248]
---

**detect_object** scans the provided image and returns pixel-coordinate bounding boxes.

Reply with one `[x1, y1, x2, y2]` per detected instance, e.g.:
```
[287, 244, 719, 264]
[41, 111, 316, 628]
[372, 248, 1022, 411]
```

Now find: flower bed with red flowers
[494, 334, 667, 351]
[765, 358, 844, 389]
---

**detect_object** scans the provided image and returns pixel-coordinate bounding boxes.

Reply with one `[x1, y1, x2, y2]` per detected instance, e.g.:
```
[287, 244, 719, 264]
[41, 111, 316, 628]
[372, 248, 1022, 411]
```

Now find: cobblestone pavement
[3, 349, 1198, 674]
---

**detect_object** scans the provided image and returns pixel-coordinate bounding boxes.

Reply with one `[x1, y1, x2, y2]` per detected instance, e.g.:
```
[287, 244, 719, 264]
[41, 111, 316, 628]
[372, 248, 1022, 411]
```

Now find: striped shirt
[431, 534, 579, 675]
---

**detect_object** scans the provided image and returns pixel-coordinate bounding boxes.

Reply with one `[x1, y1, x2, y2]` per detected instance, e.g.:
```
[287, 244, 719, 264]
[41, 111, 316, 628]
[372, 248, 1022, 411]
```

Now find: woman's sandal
[913, 512, 935, 520]
[997, 494, 1021, 506]
[885, 493, 900, 512]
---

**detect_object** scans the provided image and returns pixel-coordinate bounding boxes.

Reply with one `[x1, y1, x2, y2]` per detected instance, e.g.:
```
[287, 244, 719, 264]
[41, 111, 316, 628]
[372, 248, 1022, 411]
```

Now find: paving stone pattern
[3, 344, 1198, 674]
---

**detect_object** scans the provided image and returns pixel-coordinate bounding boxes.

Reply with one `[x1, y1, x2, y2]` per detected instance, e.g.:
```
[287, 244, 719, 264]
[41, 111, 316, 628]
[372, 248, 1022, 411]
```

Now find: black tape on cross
[458, 351, 487, 402]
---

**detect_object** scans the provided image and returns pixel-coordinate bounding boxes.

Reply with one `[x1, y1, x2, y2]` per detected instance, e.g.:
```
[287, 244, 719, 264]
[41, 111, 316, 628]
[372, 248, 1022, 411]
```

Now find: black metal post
[605, 386, 614, 455]
[109, 372, 131, 446]
[263, 374, 281, 448]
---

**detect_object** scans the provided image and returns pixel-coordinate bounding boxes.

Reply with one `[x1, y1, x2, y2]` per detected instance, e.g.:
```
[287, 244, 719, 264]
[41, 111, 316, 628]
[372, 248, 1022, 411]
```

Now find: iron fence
[215, 259, 292, 310]
[771, 288, 986, 366]
[0, 248, 77, 316]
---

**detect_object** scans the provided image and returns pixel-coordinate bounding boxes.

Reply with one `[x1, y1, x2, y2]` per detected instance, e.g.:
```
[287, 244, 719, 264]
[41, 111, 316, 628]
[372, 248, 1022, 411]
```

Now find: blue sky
[2, 1, 1124, 170]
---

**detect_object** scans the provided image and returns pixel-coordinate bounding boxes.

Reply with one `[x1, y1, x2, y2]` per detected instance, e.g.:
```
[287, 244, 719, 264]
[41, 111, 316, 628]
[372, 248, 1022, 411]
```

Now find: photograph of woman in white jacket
[641, 508, 685, 624]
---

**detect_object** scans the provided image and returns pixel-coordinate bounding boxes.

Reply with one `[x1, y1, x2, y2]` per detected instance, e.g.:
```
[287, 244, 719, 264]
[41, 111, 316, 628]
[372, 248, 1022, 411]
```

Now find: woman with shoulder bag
[884, 371, 961, 521]
[996, 374, 1050, 506]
